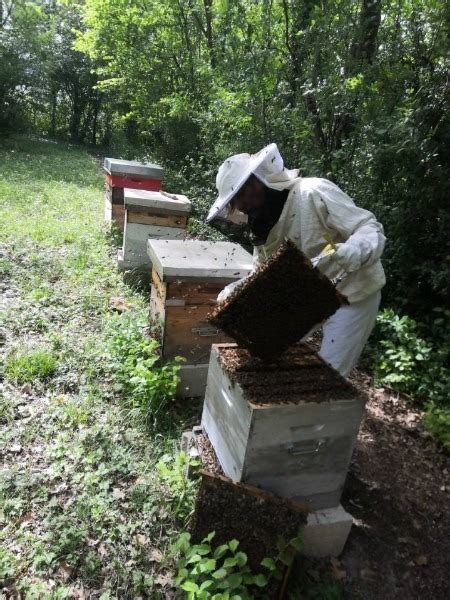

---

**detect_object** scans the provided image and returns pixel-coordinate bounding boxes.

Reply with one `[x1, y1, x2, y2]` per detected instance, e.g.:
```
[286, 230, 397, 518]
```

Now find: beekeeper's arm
[310, 179, 386, 272]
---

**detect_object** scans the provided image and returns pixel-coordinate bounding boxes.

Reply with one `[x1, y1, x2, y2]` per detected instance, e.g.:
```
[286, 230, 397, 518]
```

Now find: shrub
[365, 308, 450, 447]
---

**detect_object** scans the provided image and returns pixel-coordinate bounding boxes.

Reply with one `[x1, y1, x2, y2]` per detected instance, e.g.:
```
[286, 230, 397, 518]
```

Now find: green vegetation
[172, 531, 304, 599]
[0, 137, 193, 597]
[364, 308, 450, 447]
[107, 311, 183, 428]
[5, 349, 58, 384]
[172, 532, 270, 599]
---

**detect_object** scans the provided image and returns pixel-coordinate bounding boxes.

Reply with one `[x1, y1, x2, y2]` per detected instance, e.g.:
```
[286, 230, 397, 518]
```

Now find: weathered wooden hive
[202, 343, 366, 510]
[103, 158, 164, 232]
[147, 240, 253, 397]
[118, 189, 191, 271]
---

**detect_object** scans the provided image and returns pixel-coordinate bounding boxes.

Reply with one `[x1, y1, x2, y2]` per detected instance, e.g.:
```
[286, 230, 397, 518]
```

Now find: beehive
[147, 240, 253, 397]
[202, 343, 366, 509]
[118, 190, 191, 271]
[103, 158, 164, 232]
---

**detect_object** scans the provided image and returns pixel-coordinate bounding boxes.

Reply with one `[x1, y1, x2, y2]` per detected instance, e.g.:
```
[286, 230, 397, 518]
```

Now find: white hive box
[119, 190, 191, 270]
[202, 343, 366, 509]
[147, 240, 253, 397]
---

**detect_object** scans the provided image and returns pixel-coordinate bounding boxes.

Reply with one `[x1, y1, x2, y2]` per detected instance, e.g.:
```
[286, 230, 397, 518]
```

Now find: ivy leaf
[253, 574, 268, 588]
[261, 557, 276, 571]
[214, 544, 229, 559]
[180, 580, 200, 592]
[212, 567, 228, 579]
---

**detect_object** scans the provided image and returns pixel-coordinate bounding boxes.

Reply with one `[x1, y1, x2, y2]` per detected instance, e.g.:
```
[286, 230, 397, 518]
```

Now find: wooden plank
[151, 269, 167, 304]
[163, 305, 231, 363]
[166, 280, 224, 306]
[111, 204, 125, 231]
[149, 287, 166, 344]
[201, 352, 253, 481]
[127, 211, 188, 228]
[105, 184, 124, 204]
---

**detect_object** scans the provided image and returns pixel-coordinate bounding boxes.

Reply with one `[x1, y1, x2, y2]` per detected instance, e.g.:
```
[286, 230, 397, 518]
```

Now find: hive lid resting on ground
[208, 240, 347, 361]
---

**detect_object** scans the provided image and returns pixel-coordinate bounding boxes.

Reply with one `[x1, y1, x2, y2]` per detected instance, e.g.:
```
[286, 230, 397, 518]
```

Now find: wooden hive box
[103, 158, 164, 233]
[119, 190, 191, 271]
[202, 343, 367, 509]
[147, 240, 253, 397]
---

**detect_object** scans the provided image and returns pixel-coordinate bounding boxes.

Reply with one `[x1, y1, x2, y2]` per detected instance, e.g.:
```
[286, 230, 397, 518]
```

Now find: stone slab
[103, 158, 164, 179]
[177, 364, 209, 398]
[302, 504, 353, 557]
[147, 240, 253, 281]
[124, 189, 191, 214]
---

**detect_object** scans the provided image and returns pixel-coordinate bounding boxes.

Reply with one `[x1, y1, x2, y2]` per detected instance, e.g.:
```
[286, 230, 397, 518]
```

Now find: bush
[365, 308, 450, 447]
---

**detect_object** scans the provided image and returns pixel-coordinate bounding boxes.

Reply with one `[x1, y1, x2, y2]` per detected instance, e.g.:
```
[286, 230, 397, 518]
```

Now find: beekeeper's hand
[217, 277, 247, 303]
[334, 241, 363, 272]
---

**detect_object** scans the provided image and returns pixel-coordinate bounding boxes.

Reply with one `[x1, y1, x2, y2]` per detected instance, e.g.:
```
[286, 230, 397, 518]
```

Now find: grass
[5, 349, 58, 384]
[0, 135, 198, 598]
[0, 135, 344, 599]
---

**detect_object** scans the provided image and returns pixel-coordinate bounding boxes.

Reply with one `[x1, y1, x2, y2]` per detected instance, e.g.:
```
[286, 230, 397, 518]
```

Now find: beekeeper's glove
[217, 277, 247, 303]
[334, 241, 363, 272]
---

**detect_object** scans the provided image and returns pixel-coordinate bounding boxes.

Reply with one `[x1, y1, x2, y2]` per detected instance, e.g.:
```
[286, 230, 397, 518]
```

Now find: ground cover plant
[0, 136, 200, 598]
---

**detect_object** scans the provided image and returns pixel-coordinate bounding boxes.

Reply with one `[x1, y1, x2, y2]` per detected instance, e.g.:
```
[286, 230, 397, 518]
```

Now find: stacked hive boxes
[118, 189, 191, 271]
[202, 343, 366, 509]
[147, 240, 253, 397]
[103, 158, 164, 232]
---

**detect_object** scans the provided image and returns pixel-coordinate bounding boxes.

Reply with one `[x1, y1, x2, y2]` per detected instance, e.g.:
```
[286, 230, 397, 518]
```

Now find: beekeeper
[206, 143, 386, 377]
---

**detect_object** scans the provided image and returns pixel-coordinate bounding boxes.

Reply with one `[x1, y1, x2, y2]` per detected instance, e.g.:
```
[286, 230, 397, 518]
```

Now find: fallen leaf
[112, 488, 126, 500]
[109, 297, 134, 313]
[59, 561, 73, 582]
[414, 555, 428, 566]
[331, 564, 347, 581]
[150, 548, 164, 563]
[16, 512, 34, 527]
[136, 534, 148, 547]
[330, 557, 342, 568]
[360, 568, 377, 580]
[155, 572, 173, 587]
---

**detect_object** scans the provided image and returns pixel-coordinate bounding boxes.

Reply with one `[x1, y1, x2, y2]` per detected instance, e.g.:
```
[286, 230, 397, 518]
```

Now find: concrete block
[302, 504, 353, 557]
[177, 364, 209, 398]
[147, 240, 253, 281]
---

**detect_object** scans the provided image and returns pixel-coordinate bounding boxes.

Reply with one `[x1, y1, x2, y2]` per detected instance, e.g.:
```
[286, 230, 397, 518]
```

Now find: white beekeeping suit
[206, 144, 386, 376]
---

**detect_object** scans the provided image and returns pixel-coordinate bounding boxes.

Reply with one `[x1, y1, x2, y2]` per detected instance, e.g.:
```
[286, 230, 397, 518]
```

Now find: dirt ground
[335, 372, 450, 600]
